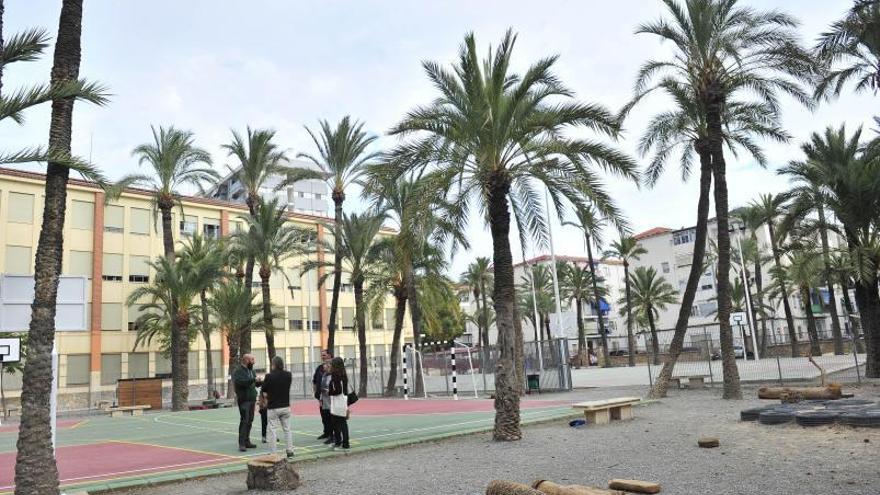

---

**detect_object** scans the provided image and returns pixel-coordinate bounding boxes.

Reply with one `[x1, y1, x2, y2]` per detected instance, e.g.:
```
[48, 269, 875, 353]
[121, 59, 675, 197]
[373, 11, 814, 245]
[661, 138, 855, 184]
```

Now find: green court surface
[0, 398, 577, 493]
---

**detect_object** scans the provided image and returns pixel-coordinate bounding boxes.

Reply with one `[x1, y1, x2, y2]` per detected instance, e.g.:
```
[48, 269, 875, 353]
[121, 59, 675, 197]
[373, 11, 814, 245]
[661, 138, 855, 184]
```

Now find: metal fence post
[775, 354, 784, 386]
[703, 325, 714, 386]
[852, 339, 862, 385]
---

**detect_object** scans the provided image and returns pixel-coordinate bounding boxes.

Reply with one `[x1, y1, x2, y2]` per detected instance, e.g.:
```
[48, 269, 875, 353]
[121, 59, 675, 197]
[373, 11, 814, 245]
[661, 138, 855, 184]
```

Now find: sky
[3, 0, 876, 277]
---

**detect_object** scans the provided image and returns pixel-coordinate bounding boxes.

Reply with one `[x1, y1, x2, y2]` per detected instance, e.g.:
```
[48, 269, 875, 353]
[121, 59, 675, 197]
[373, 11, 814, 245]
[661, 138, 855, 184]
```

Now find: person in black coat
[328, 356, 350, 450]
[313, 349, 333, 441]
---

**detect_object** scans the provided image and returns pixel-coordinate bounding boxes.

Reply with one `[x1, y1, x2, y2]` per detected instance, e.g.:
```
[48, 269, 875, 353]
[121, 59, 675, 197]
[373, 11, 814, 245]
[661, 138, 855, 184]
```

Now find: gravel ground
[118, 385, 880, 495]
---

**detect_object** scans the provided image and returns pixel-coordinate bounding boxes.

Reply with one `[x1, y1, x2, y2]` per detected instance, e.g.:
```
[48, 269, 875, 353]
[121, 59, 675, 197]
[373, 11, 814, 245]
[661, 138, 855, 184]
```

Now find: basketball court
[0, 397, 577, 493]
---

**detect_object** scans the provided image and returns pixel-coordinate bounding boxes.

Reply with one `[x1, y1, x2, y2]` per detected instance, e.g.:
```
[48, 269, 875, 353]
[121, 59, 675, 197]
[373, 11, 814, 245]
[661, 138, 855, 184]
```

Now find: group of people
[233, 349, 352, 457]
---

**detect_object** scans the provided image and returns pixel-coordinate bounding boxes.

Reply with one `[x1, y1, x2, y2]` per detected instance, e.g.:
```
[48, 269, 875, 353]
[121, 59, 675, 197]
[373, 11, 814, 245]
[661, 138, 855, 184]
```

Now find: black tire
[839, 410, 880, 427]
[759, 410, 794, 425]
[794, 410, 840, 427]
[826, 399, 876, 408]
[740, 407, 769, 421]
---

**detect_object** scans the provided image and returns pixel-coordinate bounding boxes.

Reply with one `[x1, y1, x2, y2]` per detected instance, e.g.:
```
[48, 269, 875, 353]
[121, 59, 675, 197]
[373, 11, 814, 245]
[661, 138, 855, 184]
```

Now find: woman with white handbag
[328, 357, 350, 450]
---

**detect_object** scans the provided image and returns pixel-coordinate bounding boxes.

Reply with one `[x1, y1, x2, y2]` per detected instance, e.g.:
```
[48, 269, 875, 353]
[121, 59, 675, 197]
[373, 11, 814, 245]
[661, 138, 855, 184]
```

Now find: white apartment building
[460, 254, 628, 356]
[206, 159, 330, 217]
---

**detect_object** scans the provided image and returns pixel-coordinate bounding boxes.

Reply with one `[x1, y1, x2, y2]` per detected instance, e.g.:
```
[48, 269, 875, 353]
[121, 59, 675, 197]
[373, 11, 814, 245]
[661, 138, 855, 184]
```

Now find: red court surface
[0, 441, 233, 491]
[291, 398, 570, 416]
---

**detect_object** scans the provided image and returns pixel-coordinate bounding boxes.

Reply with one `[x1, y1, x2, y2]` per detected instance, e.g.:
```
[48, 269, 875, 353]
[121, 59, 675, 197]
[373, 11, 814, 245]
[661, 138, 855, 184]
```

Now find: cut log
[757, 384, 841, 400]
[486, 480, 544, 495]
[246, 455, 300, 491]
[608, 479, 661, 493]
[697, 437, 719, 448]
[531, 480, 624, 495]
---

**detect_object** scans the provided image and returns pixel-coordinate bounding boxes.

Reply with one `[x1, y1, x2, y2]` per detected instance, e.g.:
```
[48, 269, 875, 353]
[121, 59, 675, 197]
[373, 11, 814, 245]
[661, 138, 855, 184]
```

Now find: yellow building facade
[0, 167, 406, 409]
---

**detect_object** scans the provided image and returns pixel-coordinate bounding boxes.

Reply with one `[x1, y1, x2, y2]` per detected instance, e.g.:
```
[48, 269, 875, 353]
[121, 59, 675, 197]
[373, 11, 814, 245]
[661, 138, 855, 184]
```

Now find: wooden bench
[672, 375, 709, 389]
[106, 405, 151, 417]
[572, 397, 640, 425]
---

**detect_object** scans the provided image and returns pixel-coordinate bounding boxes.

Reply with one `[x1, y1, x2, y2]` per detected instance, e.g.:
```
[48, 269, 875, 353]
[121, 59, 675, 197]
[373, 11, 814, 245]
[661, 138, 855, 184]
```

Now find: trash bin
[527, 374, 540, 394]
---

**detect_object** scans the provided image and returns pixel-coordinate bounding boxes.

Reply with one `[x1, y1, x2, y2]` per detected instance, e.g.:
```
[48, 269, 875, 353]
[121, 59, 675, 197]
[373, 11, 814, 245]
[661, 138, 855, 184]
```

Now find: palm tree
[222, 127, 290, 355]
[815, 0, 880, 99]
[127, 256, 216, 410]
[619, 267, 679, 365]
[387, 30, 638, 439]
[830, 251, 866, 353]
[517, 265, 556, 342]
[279, 117, 379, 354]
[604, 236, 647, 366]
[559, 262, 605, 363]
[733, 206, 773, 355]
[623, 3, 792, 399]
[207, 279, 273, 397]
[780, 155, 848, 356]
[631, 0, 814, 400]
[785, 247, 824, 357]
[460, 258, 493, 349]
[750, 193, 800, 357]
[178, 234, 227, 397]
[564, 205, 618, 367]
[232, 198, 308, 360]
[11, 3, 109, 493]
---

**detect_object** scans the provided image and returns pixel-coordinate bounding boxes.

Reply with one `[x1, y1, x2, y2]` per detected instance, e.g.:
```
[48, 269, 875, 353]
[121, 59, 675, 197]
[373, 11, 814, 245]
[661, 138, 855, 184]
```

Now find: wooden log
[608, 479, 661, 494]
[697, 437, 719, 448]
[486, 480, 544, 495]
[246, 455, 300, 491]
[531, 480, 624, 495]
[757, 384, 841, 400]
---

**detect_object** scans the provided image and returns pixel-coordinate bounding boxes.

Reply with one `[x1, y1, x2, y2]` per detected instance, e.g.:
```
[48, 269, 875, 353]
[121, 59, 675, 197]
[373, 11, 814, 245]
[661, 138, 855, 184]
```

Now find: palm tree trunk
[768, 223, 799, 357]
[225, 331, 239, 399]
[650, 144, 712, 399]
[752, 237, 769, 355]
[801, 286, 822, 357]
[404, 262, 424, 396]
[480, 283, 491, 347]
[200, 289, 213, 399]
[487, 174, 521, 441]
[241, 196, 259, 357]
[647, 304, 660, 366]
[384, 288, 407, 395]
[585, 236, 609, 367]
[575, 297, 586, 362]
[15, 2, 79, 491]
[708, 94, 742, 400]
[511, 301, 525, 396]
[543, 315, 551, 342]
[854, 278, 880, 376]
[472, 290, 483, 348]
[623, 262, 636, 367]
[259, 268, 276, 360]
[817, 203, 844, 355]
[327, 194, 344, 353]
[157, 202, 184, 411]
[354, 280, 368, 397]
[174, 312, 190, 410]
[840, 276, 865, 353]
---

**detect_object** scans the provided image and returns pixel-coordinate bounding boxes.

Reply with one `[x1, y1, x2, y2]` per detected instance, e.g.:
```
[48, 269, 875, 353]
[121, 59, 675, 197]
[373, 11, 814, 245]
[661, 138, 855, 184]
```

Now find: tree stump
[697, 437, 719, 448]
[246, 455, 300, 491]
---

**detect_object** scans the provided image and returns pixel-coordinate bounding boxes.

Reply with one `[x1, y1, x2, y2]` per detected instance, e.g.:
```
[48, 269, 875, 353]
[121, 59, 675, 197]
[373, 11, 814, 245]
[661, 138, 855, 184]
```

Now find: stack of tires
[741, 398, 880, 428]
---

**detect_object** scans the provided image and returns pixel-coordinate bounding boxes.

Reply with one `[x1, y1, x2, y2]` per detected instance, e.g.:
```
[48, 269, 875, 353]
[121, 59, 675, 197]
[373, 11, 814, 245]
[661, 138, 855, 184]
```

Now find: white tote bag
[330, 379, 348, 417]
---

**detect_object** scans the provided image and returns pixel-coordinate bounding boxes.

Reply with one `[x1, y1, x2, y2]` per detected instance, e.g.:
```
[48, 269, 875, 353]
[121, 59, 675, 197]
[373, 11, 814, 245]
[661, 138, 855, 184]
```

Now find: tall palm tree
[619, 267, 679, 365]
[460, 258, 493, 349]
[604, 236, 647, 367]
[127, 256, 217, 410]
[279, 117, 379, 353]
[785, 247, 824, 357]
[11, 3, 109, 493]
[222, 127, 290, 355]
[232, 198, 308, 360]
[178, 234, 227, 397]
[632, 0, 814, 400]
[830, 250, 866, 353]
[815, 0, 880, 99]
[518, 265, 556, 342]
[623, 3, 791, 398]
[733, 206, 772, 355]
[750, 193, 800, 357]
[388, 30, 638, 439]
[564, 205, 617, 367]
[781, 154, 848, 356]
[559, 262, 604, 363]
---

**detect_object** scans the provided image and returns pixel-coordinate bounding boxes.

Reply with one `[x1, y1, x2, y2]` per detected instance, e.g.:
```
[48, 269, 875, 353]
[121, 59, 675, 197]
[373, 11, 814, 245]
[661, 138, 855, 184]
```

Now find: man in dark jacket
[233, 354, 261, 452]
[263, 355, 294, 457]
[313, 349, 332, 441]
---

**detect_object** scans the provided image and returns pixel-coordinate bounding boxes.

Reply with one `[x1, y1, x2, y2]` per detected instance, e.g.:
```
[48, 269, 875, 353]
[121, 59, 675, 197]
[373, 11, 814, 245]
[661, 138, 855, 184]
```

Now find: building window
[188, 351, 201, 380]
[287, 268, 301, 289]
[5, 245, 32, 275]
[66, 355, 90, 386]
[128, 353, 149, 379]
[7, 192, 34, 224]
[661, 262, 670, 274]
[315, 193, 323, 201]
[67, 250, 92, 278]
[203, 219, 220, 239]
[128, 255, 150, 283]
[309, 306, 320, 331]
[701, 284, 713, 290]
[130, 208, 150, 235]
[104, 205, 124, 233]
[101, 303, 122, 331]
[288, 306, 303, 330]
[180, 215, 197, 236]
[102, 253, 123, 281]
[70, 200, 94, 230]
[673, 229, 695, 246]
[154, 353, 171, 377]
[101, 354, 122, 385]
[341, 308, 355, 330]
